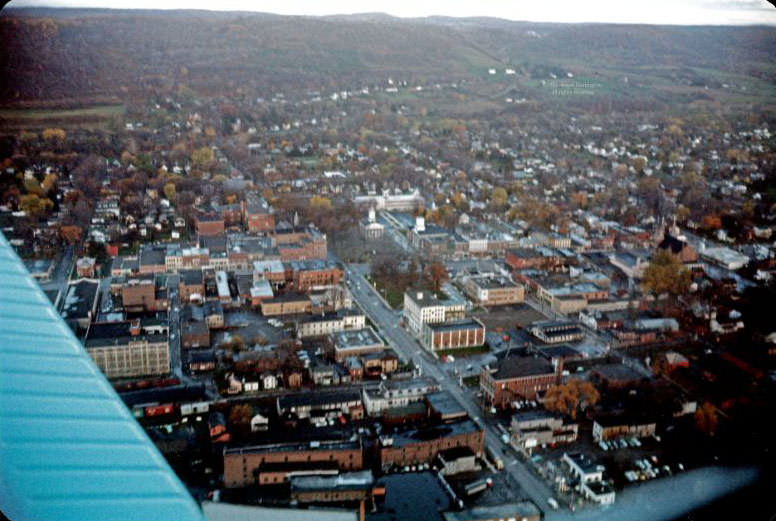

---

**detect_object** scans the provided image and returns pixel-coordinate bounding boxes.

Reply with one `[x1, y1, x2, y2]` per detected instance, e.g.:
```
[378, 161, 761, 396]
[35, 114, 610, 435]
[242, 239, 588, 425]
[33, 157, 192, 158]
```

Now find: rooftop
[443, 502, 541, 521]
[332, 327, 383, 349]
[490, 354, 556, 380]
[425, 318, 485, 333]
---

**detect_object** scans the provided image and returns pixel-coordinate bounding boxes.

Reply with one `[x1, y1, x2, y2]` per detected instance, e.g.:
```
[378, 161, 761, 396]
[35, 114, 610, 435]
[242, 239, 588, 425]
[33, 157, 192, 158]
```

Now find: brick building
[480, 354, 563, 407]
[223, 440, 363, 487]
[195, 213, 225, 237]
[178, 269, 205, 303]
[261, 293, 312, 316]
[421, 318, 486, 352]
[243, 192, 275, 233]
[378, 419, 484, 470]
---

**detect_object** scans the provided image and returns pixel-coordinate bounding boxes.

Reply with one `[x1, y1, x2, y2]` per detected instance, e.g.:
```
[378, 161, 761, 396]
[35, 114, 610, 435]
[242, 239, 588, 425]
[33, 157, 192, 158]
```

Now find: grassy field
[0, 104, 125, 129]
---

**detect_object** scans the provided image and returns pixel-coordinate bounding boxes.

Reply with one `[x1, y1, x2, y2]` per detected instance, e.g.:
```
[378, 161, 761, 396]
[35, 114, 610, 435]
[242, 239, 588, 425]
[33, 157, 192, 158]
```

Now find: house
[187, 349, 215, 373]
[261, 372, 278, 390]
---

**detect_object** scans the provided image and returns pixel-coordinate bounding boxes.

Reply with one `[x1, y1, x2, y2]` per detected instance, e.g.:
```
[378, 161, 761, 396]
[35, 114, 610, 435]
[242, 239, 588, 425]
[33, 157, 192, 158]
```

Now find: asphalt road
[344, 263, 556, 509]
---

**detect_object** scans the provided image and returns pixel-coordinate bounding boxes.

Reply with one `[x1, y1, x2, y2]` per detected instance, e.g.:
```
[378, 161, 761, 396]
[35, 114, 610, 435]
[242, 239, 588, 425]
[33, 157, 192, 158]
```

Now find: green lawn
[370, 277, 404, 309]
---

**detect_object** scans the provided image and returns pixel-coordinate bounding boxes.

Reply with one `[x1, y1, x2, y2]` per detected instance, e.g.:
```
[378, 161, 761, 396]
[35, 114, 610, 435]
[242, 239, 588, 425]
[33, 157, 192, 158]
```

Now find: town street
[345, 263, 556, 509]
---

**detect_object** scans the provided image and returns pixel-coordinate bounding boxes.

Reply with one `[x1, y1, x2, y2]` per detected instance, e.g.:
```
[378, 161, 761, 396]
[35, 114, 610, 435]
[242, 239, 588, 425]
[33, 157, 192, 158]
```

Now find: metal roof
[0, 232, 204, 521]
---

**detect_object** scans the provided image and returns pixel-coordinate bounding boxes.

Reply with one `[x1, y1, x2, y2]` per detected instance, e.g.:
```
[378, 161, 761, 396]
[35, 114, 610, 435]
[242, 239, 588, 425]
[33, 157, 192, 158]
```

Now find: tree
[694, 401, 718, 436]
[490, 187, 508, 207]
[60, 225, 83, 245]
[42, 128, 66, 144]
[641, 250, 691, 302]
[228, 403, 253, 428]
[19, 194, 53, 218]
[191, 146, 214, 170]
[544, 379, 600, 420]
[426, 261, 448, 292]
[309, 195, 332, 210]
[163, 182, 177, 202]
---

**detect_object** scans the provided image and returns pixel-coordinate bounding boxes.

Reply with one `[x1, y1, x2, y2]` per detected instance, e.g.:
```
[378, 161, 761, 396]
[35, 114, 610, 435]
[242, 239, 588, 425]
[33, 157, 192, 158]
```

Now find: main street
[344, 263, 555, 509]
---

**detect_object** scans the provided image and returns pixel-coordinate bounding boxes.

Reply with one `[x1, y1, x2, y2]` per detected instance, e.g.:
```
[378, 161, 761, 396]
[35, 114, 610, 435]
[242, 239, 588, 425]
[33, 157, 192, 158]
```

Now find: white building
[402, 290, 465, 335]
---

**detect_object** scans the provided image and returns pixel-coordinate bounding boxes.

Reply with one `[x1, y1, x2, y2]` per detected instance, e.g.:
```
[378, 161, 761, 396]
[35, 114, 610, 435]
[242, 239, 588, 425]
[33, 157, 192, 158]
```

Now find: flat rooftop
[443, 502, 541, 521]
[224, 439, 360, 456]
[332, 327, 383, 349]
[426, 318, 484, 333]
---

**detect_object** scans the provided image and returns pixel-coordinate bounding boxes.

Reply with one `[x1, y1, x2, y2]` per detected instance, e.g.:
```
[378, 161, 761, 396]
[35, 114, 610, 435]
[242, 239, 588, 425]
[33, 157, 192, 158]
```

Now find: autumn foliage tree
[694, 401, 718, 436]
[544, 379, 600, 420]
[641, 250, 691, 303]
[426, 261, 449, 292]
[60, 225, 83, 245]
[19, 194, 54, 218]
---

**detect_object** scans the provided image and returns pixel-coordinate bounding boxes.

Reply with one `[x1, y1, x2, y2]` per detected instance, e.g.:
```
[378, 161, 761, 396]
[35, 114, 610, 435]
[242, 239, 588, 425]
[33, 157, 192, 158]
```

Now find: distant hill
[1, 8, 774, 107]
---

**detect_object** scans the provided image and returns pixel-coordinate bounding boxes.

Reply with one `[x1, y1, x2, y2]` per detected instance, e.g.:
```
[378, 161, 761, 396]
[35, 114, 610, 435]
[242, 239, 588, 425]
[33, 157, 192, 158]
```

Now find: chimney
[129, 318, 141, 336]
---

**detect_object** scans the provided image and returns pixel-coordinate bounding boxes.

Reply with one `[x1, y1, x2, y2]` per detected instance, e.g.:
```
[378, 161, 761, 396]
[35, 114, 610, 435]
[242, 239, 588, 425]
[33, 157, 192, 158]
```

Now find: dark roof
[658, 233, 686, 255]
[119, 383, 206, 407]
[426, 390, 467, 418]
[426, 318, 484, 333]
[61, 279, 99, 321]
[591, 363, 643, 382]
[179, 269, 203, 285]
[491, 355, 555, 380]
[389, 418, 480, 448]
[278, 389, 362, 410]
[594, 413, 657, 427]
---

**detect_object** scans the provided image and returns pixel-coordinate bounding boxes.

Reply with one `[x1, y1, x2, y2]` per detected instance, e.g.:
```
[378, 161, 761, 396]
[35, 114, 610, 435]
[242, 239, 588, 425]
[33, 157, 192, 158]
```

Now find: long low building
[331, 327, 384, 361]
[277, 389, 363, 419]
[421, 318, 486, 352]
[592, 414, 657, 442]
[84, 320, 170, 379]
[290, 470, 380, 504]
[223, 439, 363, 488]
[378, 418, 484, 470]
[510, 410, 578, 450]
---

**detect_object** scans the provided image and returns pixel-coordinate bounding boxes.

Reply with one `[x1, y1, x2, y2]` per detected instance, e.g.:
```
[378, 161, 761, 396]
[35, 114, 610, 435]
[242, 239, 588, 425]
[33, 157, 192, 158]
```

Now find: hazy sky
[8, 0, 776, 25]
